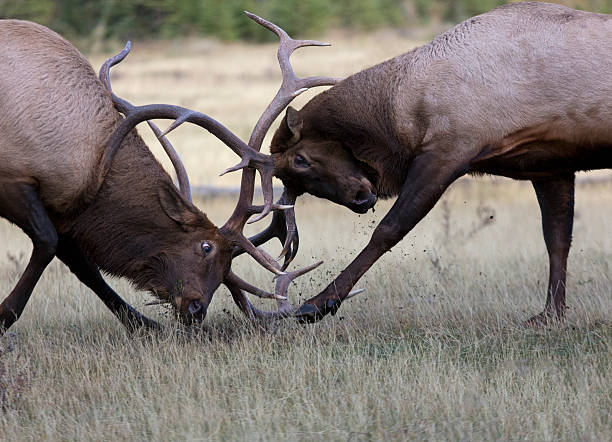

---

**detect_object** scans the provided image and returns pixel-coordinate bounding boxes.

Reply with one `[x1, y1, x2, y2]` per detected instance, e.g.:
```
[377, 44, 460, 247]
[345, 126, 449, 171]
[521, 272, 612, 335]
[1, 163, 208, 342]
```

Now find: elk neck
[300, 61, 414, 199]
[60, 129, 216, 286]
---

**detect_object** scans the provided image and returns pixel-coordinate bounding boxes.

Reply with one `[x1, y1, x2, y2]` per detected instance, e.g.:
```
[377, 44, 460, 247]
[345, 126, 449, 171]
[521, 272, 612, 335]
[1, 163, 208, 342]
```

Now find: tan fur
[392, 2, 612, 160]
[272, 2, 612, 203]
[0, 20, 118, 213]
[270, 3, 612, 323]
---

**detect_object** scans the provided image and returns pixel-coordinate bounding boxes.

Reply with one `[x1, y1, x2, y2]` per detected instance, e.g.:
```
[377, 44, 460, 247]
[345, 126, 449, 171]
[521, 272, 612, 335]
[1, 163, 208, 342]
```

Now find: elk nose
[352, 190, 377, 213]
[188, 300, 205, 318]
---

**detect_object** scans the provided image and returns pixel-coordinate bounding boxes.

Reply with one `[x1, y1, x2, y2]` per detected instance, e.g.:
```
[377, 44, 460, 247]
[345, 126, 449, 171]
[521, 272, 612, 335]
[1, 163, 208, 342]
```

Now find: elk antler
[244, 189, 299, 270]
[99, 43, 192, 202]
[218, 11, 340, 319]
[99, 13, 341, 321]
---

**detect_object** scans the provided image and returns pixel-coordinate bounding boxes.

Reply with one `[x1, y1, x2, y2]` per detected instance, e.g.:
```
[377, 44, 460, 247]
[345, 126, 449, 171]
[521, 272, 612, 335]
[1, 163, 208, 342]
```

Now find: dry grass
[0, 33, 611, 440]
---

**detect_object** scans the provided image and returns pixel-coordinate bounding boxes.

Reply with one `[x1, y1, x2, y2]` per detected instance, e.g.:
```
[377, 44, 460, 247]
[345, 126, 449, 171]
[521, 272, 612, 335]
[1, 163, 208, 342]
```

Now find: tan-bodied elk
[267, 2, 612, 324]
[0, 13, 336, 334]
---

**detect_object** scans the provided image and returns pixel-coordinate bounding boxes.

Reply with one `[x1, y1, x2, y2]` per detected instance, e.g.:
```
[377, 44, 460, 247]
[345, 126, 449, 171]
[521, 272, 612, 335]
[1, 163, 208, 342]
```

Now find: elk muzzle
[351, 190, 377, 213]
[174, 293, 212, 324]
[349, 178, 377, 213]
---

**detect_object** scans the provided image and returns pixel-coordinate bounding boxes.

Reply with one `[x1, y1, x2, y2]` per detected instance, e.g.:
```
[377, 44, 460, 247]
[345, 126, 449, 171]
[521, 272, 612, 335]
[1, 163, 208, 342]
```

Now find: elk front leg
[0, 182, 58, 334]
[56, 236, 161, 332]
[528, 174, 575, 324]
[295, 153, 464, 323]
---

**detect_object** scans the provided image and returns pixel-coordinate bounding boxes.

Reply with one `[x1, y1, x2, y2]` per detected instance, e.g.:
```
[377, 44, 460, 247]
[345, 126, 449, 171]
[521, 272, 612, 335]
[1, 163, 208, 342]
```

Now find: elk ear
[285, 106, 303, 144]
[158, 183, 199, 229]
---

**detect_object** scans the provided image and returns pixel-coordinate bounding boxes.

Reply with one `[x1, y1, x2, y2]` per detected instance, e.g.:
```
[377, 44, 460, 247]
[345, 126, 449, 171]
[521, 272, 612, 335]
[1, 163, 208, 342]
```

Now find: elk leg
[56, 236, 161, 332]
[295, 153, 464, 323]
[528, 174, 575, 324]
[0, 182, 58, 333]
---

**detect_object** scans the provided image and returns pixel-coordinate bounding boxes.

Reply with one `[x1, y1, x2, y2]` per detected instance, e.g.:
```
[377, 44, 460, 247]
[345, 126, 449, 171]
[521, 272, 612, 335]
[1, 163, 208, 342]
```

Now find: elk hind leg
[0, 181, 58, 333]
[56, 236, 160, 332]
[529, 174, 575, 324]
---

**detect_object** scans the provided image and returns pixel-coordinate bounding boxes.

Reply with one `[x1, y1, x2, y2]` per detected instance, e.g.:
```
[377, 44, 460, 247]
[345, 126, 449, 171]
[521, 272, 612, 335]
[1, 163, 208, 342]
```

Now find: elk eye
[201, 242, 213, 255]
[294, 154, 309, 167]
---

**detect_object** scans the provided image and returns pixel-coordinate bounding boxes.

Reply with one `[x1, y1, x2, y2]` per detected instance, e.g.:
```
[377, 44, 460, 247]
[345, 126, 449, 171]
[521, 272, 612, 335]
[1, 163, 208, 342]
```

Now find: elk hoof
[525, 311, 562, 328]
[294, 298, 343, 324]
[326, 298, 342, 316]
[294, 303, 322, 323]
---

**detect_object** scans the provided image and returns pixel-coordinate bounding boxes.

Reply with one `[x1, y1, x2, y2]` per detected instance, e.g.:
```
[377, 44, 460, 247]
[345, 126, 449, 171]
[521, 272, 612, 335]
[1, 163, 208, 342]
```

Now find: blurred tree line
[1, 0, 611, 43]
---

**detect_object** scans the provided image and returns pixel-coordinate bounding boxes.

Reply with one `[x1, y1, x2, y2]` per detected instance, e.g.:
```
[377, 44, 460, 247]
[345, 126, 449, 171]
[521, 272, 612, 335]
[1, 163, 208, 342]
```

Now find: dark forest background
[1, 0, 610, 44]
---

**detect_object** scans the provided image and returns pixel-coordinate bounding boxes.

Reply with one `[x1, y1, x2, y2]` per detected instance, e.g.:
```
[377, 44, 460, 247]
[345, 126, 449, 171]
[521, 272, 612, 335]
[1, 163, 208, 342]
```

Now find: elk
[0, 13, 338, 334]
[268, 2, 612, 324]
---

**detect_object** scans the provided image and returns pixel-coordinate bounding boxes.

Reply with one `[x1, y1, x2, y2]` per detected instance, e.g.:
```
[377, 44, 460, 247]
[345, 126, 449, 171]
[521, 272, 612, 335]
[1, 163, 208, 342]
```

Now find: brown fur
[0, 20, 232, 330]
[274, 2, 612, 323]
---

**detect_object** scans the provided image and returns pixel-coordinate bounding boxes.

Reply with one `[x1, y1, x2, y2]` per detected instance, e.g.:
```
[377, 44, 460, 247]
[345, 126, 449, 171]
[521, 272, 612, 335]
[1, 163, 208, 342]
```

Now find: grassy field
[1, 31, 611, 440]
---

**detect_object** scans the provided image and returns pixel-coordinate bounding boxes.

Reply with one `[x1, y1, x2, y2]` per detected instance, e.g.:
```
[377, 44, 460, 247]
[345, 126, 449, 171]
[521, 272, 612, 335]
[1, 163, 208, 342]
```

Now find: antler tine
[232, 234, 285, 276]
[146, 121, 192, 202]
[277, 201, 299, 271]
[244, 10, 341, 152]
[243, 11, 290, 44]
[225, 260, 324, 321]
[225, 272, 286, 300]
[100, 44, 192, 201]
[220, 11, 341, 229]
[260, 190, 299, 271]
[236, 190, 299, 271]
[99, 41, 133, 114]
[274, 260, 323, 312]
[248, 203, 294, 215]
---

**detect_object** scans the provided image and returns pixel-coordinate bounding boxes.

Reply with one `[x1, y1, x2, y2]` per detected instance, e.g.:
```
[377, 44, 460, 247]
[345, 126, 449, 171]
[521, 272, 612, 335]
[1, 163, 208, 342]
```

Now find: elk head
[99, 12, 361, 323]
[271, 105, 378, 214]
[139, 182, 234, 321]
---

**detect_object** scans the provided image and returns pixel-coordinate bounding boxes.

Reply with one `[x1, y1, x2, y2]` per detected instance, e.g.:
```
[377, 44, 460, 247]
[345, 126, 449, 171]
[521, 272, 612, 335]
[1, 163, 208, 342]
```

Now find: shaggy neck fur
[61, 130, 216, 294]
[287, 64, 413, 198]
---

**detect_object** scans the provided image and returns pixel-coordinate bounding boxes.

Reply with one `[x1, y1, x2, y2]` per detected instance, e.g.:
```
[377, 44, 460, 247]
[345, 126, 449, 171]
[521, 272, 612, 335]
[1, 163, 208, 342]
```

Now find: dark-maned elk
[0, 13, 336, 334]
[268, 2, 612, 324]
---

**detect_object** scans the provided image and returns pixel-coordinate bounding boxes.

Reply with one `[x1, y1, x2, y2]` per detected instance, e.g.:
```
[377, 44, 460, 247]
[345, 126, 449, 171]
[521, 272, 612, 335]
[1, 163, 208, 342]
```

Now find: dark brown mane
[273, 68, 412, 199]
[63, 130, 215, 283]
